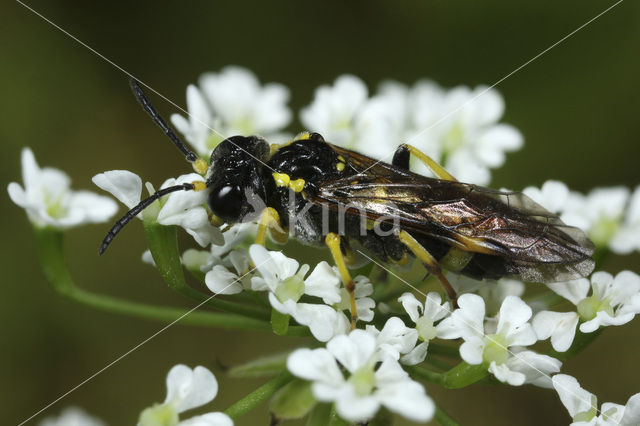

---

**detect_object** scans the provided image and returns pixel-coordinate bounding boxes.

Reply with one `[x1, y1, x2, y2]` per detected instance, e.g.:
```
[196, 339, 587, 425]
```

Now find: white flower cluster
[534, 270, 640, 352]
[137, 364, 231, 426]
[40, 365, 231, 426]
[8, 148, 117, 229]
[39, 407, 106, 426]
[288, 329, 435, 423]
[524, 180, 640, 254]
[170, 66, 292, 157]
[300, 75, 523, 185]
[553, 375, 640, 426]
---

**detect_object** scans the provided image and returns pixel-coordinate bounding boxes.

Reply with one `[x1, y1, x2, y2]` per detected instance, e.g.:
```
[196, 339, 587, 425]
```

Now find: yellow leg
[397, 230, 458, 305]
[255, 207, 288, 246]
[325, 233, 358, 329]
[401, 144, 457, 181]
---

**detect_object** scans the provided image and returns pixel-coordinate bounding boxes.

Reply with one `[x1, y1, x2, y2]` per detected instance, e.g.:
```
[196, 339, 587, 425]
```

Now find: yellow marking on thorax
[269, 132, 311, 155]
[296, 131, 311, 140]
[336, 162, 346, 172]
[273, 172, 290, 187]
[272, 172, 305, 193]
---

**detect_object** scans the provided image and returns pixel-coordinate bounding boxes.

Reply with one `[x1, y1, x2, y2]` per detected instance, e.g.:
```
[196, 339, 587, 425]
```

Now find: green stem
[428, 343, 461, 358]
[34, 227, 272, 331]
[224, 371, 293, 419]
[424, 355, 454, 371]
[434, 405, 460, 426]
[144, 223, 269, 320]
[407, 362, 488, 389]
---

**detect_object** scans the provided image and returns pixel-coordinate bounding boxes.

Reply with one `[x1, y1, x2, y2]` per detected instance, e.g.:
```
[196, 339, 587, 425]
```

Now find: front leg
[255, 207, 288, 246]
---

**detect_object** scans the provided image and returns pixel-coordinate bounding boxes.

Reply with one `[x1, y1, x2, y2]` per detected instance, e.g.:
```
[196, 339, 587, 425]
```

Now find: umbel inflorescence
[9, 66, 640, 426]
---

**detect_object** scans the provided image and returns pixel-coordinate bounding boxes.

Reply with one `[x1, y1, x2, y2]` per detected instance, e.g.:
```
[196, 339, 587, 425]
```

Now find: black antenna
[129, 78, 199, 163]
[99, 183, 194, 255]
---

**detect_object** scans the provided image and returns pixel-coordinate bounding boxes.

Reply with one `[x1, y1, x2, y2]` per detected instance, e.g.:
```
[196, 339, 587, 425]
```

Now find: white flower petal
[303, 261, 341, 304]
[374, 317, 418, 361]
[375, 379, 435, 422]
[205, 265, 243, 295]
[488, 361, 525, 386]
[620, 393, 640, 426]
[67, 191, 118, 224]
[523, 180, 570, 214]
[327, 330, 376, 373]
[334, 387, 379, 423]
[459, 336, 485, 365]
[552, 374, 596, 418]
[178, 412, 233, 426]
[92, 170, 142, 209]
[497, 296, 532, 333]
[476, 124, 523, 168]
[165, 365, 218, 413]
[400, 342, 429, 366]
[398, 292, 422, 323]
[437, 293, 485, 340]
[39, 407, 106, 426]
[287, 348, 343, 385]
[289, 301, 343, 342]
[7, 182, 28, 207]
[533, 311, 579, 352]
[547, 278, 590, 306]
[505, 350, 561, 388]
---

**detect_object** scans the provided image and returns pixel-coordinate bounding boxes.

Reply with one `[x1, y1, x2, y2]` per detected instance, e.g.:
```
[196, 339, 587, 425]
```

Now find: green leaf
[306, 403, 332, 426]
[441, 362, 488, 389]
[228, 352, 289, 378]
[271, 308, 290, 336]
[407, 362, 488, 389]
[270, 379, 316, 420]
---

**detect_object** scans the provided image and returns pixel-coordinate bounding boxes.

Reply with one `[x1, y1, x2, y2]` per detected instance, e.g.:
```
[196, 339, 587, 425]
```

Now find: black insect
[100, 79, 594, 322]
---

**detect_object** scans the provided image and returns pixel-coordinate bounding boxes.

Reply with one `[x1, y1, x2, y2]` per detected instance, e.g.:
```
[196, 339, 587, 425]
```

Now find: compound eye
[208, 184, 244, 222]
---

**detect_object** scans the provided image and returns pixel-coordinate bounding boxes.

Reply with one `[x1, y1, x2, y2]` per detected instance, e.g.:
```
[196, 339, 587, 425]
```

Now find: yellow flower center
[138, 403, 179, 426]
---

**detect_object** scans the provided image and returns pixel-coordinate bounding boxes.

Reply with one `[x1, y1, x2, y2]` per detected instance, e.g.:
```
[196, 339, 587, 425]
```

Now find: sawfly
[100, 79, 595, 322]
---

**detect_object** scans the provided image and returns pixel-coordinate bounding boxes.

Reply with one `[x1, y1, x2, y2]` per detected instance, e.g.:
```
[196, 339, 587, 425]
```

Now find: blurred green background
[2, 1, 640, 425]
